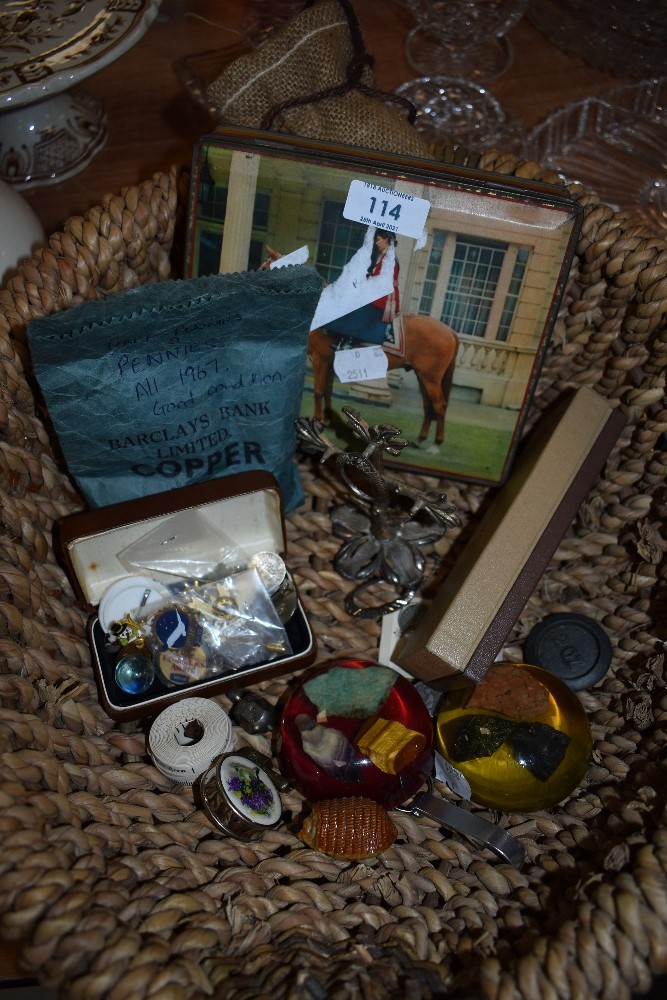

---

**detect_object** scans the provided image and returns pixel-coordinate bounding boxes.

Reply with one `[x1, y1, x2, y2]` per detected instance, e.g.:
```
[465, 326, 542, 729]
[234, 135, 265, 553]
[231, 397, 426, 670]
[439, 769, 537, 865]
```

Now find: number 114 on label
[344, 179, 430, 239]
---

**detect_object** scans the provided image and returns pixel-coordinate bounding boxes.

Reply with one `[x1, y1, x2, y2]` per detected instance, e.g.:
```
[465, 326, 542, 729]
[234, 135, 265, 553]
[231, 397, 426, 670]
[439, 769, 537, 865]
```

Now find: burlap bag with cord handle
[206, 0, 432, 157]
[1, 1, 667, 997]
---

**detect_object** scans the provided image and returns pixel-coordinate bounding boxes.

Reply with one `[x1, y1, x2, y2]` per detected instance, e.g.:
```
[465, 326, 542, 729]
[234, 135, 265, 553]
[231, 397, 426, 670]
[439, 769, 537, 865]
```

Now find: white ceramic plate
[0, 0, 162, 109]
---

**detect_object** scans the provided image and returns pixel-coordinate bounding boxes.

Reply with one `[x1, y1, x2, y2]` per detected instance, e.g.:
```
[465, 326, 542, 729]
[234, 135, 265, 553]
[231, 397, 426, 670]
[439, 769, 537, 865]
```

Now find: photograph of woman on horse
[186, 132, 581, 486]
[325, 228, 400, 349]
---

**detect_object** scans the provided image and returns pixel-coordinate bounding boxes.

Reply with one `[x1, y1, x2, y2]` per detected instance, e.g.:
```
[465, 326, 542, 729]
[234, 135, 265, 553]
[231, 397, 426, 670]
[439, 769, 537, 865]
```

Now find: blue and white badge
[153, 606, 193, 649]
[343, 180, 430, 240]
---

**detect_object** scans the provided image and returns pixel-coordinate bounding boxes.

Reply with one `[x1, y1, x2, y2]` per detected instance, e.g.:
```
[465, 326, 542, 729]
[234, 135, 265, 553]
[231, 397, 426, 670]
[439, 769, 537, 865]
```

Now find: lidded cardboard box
[57, 471, 316, 720]
[392, 388, 626, 685]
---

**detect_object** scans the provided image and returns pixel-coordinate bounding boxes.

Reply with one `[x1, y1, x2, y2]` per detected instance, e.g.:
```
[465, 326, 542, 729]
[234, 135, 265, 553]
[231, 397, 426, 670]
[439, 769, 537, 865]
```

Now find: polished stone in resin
[508, 721, 571, 782]
[303, 665, 397, 717]
[435, 662, 592, 812]
[451, 714, 516, 762]
[278, 658, 433, 809]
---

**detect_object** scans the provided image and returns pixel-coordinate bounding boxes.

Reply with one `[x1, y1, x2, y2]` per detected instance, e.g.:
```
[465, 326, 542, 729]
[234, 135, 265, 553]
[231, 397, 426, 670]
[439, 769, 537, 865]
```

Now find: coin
[248, 551, 286, 595]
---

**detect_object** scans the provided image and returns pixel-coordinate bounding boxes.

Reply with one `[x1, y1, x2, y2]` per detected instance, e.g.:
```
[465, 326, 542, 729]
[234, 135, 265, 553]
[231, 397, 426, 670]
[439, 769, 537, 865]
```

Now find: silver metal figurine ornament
[296, 406, 460, 618]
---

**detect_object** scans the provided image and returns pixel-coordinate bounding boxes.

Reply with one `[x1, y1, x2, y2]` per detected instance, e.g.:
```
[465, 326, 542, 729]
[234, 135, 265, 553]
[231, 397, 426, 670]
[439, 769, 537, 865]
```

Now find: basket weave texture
[1, 155, 666, 1000]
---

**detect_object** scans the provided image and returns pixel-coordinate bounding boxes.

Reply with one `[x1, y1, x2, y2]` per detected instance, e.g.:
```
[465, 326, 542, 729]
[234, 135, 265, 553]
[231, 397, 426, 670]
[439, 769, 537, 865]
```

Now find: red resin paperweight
[278, 658, 434, 809]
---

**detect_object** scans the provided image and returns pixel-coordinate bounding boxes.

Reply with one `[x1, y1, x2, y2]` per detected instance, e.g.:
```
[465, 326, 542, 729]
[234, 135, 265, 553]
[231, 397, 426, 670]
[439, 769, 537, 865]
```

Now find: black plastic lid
[523, 612, 612, 690]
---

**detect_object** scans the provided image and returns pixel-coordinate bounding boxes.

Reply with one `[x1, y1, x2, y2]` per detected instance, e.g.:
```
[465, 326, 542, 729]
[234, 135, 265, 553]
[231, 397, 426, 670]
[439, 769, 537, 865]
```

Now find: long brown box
[393, 387, 627, 685]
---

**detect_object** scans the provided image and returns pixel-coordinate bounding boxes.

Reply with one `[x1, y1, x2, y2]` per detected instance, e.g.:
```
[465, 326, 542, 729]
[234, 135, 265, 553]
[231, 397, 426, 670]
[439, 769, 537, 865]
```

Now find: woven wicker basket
[1, 152, 666, 1000]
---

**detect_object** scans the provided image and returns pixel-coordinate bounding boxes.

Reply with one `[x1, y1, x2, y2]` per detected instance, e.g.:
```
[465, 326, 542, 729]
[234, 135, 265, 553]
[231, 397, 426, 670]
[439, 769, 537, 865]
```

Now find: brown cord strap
[260, 0, 416, 129]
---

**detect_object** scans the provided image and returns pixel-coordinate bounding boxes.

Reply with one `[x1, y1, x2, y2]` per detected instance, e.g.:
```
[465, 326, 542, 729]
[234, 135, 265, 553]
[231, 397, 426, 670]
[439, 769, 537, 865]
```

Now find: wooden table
[20, 0, 631, 237]
[1, 0, 631, 984]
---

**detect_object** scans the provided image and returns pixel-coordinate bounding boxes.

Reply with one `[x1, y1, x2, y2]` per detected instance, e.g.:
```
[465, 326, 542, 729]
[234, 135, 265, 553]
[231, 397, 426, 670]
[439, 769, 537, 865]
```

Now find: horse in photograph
[308, 315, 459, 448]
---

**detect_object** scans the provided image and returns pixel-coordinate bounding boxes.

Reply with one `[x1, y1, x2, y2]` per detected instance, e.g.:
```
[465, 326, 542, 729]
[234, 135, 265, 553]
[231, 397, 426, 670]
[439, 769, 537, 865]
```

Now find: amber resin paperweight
[434, 661, 593, 812]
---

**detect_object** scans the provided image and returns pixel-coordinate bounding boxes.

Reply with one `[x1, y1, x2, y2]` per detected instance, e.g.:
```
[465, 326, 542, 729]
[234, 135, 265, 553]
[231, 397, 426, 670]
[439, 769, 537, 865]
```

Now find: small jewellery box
[200, 750, 284, 838]
[56, 471, 317, 720]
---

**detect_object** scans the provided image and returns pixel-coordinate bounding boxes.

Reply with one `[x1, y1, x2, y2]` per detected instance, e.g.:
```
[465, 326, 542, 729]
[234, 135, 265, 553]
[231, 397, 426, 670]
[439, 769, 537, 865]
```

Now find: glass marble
[435, 662, 593, 812]
[115, 653, 155, 695]
[278, 658, 433, 809]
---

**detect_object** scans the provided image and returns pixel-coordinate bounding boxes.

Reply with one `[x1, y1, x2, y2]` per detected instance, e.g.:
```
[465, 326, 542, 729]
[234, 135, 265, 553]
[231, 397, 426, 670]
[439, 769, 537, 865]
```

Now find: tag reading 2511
[344, 179, 430, 239]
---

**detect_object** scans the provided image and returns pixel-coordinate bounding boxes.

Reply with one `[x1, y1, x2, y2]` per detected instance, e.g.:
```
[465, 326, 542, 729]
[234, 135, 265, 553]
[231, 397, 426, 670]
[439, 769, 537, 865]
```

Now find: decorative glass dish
[523, 77, 667, 233]
[528, 0, 667, 78]
[394, 76, 524, 152]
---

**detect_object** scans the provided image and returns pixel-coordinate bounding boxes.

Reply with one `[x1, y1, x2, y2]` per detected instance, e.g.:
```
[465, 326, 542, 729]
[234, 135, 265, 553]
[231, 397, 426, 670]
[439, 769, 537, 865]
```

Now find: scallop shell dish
[298, 796, 398, 861]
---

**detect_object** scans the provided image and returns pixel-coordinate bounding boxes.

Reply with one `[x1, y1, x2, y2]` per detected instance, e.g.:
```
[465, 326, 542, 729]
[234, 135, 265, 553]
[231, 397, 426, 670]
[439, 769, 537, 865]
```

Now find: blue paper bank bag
[27, 266, 323, 510]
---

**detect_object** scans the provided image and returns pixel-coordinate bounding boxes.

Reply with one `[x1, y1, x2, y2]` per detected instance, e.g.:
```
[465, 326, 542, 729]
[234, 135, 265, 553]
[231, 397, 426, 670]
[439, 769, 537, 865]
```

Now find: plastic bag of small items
[127, 568, 293, 687]
[118, 508, 249, 582]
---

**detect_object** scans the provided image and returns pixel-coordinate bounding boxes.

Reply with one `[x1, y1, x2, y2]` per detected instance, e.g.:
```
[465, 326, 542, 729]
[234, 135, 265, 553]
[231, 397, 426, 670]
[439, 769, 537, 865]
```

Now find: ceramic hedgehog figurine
[297, 796, 398, 860]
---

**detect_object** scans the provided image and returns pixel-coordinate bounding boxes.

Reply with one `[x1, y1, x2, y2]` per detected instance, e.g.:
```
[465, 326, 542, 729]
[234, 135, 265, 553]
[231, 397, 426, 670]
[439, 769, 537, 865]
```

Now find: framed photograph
[185, 127, 582, 486]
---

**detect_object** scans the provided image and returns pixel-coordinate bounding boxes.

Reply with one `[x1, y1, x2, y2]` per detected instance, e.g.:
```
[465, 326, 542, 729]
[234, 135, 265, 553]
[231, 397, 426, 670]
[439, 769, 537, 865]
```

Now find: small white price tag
[434, 751, 472, 801]
[269, 245, 309, 269]
[333, 346, 388, 384]
[343, 180, 430, 239]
